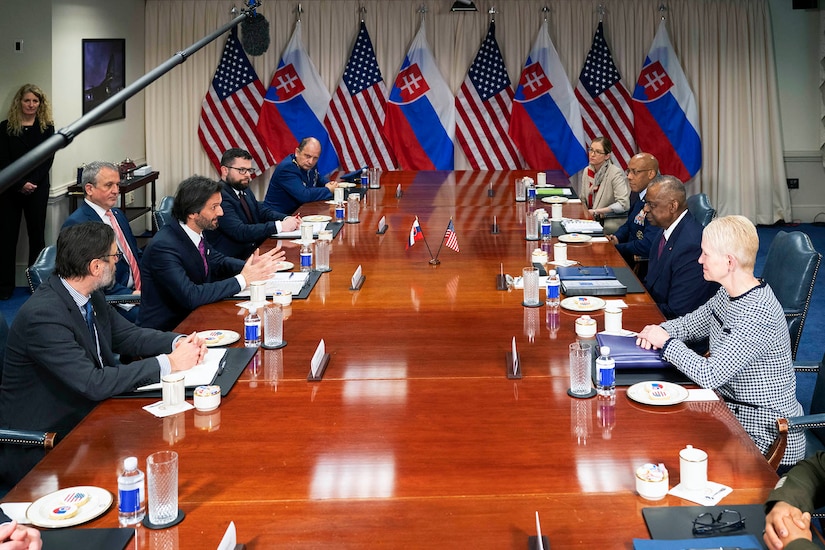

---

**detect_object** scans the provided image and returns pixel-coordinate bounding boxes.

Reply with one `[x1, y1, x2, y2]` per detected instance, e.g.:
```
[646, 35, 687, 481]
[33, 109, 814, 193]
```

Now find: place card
[217, 521, 237, 550]
[487, 182, 494, 197]
[528, 511, 549, 550]
[491, 215, 499, 234]
[350, 265, 365, 290]
[376, 215, 388, 234]
[307, 339, 330, 381]
[396, 184, 403, 198]
[506, 336, 522, 379]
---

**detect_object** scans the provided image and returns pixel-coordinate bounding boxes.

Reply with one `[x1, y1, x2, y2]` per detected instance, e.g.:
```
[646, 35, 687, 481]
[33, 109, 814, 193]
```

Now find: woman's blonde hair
[703, 215, 759, 272]
[5, 84, 53, 136]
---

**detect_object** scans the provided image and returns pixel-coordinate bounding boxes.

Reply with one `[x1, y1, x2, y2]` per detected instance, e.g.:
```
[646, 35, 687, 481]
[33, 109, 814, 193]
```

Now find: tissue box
[133, 165, 153, 176]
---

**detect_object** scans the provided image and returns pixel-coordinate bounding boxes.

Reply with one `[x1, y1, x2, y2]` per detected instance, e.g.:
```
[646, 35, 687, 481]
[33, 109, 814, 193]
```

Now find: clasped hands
[764, 501, 813, 550]
[636, 325, 670, 350]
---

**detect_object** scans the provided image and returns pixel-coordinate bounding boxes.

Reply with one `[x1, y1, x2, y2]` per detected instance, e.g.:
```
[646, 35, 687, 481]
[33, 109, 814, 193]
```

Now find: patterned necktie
[238, 190, 253, 222]
[198, 237, 209, 276]
[84, 301, 96, 342]
[657, 233, 667, 258]
[105, 210, 141, 291]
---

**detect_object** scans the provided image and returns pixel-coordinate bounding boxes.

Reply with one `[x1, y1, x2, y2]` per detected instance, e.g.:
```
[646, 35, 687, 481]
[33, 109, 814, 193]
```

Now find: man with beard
[206, 148, 301, 259]
[0, 222, 206, 489]
[138, 176, 284, 331]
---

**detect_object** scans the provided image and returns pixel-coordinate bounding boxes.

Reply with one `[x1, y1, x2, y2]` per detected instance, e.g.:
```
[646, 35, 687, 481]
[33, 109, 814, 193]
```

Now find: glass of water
[147, 450, 178, 526]
[522, 267, 540, 306]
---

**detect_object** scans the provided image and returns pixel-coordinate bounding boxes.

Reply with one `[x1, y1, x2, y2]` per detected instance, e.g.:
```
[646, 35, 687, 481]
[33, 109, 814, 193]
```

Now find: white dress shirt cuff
[235, 274, 246, 290]
[157, 355, 172, 378]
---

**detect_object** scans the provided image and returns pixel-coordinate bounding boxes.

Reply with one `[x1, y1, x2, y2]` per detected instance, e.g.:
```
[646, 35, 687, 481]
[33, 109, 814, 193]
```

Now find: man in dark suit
[0, 222, 205, 488]
[263, 137, 339, 214]
[644, 175, 719, 319]
[607, 152, 662, 268]
[62, 161, 142, 321]
[206, 148, 301, 259]
[139, 176, 284, 331]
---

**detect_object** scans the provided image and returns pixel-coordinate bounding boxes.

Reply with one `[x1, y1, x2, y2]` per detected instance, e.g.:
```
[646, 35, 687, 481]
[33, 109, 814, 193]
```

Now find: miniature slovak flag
[407, 217, 424, 249]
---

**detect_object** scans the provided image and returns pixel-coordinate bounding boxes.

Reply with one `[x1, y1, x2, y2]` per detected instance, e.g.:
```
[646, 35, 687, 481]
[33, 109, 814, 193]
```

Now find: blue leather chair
[686, 193, 716, 227]
[154, 195, 175, 230]
[760, 231, 821, 360]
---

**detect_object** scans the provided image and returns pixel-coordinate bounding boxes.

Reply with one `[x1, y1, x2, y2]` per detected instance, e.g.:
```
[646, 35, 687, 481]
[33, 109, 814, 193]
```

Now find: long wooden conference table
[4, 171, 778, 548]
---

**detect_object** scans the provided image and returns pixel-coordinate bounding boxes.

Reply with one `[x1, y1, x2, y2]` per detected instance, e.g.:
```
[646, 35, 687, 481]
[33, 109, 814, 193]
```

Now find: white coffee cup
[679, 444, 708, 491]
[554, 242, 568, 263]
[604, 308, 622, 333]
[537, 172, 546, 186]
[334, 187, 345, 203]
[161, 372, 185, 408]
[250, 280, 267, 303]
[551, 203, 563, 220]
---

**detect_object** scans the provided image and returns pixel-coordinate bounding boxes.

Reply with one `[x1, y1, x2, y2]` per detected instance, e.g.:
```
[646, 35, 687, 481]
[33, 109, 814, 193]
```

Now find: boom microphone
[240, 2, 270, 57]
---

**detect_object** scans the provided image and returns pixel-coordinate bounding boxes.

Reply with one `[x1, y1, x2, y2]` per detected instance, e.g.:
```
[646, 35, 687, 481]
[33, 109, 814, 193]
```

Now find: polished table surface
[4, 171, 778, 548]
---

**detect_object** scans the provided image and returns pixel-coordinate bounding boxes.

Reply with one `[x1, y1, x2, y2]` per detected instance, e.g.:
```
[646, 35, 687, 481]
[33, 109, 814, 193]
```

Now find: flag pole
[422, 233, 439, 265]
[432, 218, 453, 262]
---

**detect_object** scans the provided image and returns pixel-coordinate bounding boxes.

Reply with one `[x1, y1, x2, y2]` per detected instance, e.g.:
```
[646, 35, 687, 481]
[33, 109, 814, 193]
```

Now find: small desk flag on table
[632, 20, 701, 181]
[575, 22, 636, 171]
[258, 20, 340, 175]
[455, 22, 524, 170]
[509, 21, 588, 176]
[385, 22, 455, 170]
[198, 28, 274, 175]
[407, 217, 424, 249]
[324, 22, 396, 171]
[443, 219, 460, 252]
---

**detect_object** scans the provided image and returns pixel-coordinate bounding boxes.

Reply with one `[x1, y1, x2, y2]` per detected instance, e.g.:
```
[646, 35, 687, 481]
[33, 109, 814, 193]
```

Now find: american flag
[198, 28, 274, 175]
[443, 219, 460, 253]
[455, 22, 524, 170]
[407, 216, 424, 250]
[574, 22, 635, 170]
[324, 22, 396, 171]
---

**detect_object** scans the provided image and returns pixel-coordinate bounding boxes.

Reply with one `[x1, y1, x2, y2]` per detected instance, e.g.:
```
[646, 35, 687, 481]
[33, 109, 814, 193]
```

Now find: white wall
[769, 0, 825, 222]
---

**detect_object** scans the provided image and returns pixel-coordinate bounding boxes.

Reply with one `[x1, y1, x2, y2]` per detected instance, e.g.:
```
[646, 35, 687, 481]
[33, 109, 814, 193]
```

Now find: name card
[351, 265, 362, 289]
[511, 337, 519, 376]
[377, 216, 387, 234]
[311, 339, 326, 378]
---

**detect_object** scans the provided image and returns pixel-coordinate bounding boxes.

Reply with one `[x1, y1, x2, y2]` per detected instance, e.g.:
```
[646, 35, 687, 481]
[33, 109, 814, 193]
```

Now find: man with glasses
[0, 222, 206, 488]
[264, 137, 339, 214]
[643, 175, 718, 319]
[206, 148, 301, 259]
[62, 161, 142, 321]
[607, 152, 661, 268]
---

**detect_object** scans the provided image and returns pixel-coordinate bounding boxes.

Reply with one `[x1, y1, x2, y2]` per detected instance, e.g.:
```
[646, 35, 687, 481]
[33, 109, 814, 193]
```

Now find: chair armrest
[105, 294, 141, 305]
[794, 361, 820, 373]
[766, 413, 825, 469]
[0, 429, 56, 450]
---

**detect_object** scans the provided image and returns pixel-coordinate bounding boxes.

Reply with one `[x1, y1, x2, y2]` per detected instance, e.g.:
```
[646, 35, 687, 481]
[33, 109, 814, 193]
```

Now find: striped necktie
[105, 210, 141, 290]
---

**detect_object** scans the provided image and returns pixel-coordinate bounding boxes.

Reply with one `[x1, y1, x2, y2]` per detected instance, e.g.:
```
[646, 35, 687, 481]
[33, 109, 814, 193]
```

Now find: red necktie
[105, 210, 141, 291]
[238, 190, 253, 222]
[198, 237, 209, 276]
[586, 168, 597, 208]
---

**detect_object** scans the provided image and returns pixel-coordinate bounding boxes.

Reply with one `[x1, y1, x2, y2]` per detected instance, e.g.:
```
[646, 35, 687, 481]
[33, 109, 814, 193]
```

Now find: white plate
[560, 296, 606, 312]
[27, 486, 112, 528]
[337, 182, 356, 188]
[197, 329, 241, 347]
[302, 215, 331, 223]
[275, 261, 295, 272]
[558, 233, 592, 243]
[627, 381, 690, 406]
[541, 196, 568, 204]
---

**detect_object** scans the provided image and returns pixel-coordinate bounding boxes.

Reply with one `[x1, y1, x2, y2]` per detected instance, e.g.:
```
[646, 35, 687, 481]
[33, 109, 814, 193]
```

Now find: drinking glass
[515, 178, 526, 202]
[569, 342, 593, 397]
[262, 303, 284, 349]
[147, 450, 178, 526]
[315, 239, 331, 272]
[347, 193, 360, 223]
[525, 212, 539, 241]
[522, 267, 540, 306]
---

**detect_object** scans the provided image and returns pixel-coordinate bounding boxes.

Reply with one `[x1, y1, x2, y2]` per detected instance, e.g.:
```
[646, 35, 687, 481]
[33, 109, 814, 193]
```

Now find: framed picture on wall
[82, 38, 126, 125]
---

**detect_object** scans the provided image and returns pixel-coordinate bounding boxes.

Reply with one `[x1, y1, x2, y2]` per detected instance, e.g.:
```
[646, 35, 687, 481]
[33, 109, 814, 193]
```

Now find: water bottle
[546, 269, 560, 307]
[527, 182, 537, 205]
[360, 167, 368, 188]
[300, 242, 312, 272]
[596, 346, 616, 397]
[118, 456, 145, 526]
[244, 306, 261, 347]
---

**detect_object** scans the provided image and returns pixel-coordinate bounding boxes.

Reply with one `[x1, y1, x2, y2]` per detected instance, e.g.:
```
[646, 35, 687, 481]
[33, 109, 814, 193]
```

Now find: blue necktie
[84, 301, 96, 341]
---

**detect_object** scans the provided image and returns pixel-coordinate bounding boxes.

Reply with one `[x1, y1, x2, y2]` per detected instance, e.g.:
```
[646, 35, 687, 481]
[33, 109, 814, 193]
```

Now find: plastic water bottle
[118, 456, 145, 526]
[360, 167, 369, 188]
[300, 242, 312, 272]
[244, 306, 261, 347]
[546, 269, 560, 307]
[596, 346, 616, 397]
[527, 182, 537, 205]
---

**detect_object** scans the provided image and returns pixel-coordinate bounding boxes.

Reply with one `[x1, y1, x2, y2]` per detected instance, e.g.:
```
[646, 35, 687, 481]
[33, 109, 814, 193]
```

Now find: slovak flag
[632, 20, 701, 181]
[407, 216, 424, 249]
[509, 21, 588, 176]
[257, 20, 340, 175]
[384, 22, 455, 170]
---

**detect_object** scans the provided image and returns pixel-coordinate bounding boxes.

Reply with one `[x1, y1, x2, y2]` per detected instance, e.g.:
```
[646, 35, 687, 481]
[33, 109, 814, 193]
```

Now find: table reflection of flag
[407, 217, 424, 249]
[443, 219, 460, 253]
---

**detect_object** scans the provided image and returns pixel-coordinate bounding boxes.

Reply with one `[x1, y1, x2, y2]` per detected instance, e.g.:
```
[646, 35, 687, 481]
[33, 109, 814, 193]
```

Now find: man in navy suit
[62, 161, 142, 322]
[0, 222, 205, 488]
[607, 152, 662, 269]
[206, 148, 301, 259]
[263, 137, 339, 214]
[644, 176, 719, 319]
[138, 176, 285, 331]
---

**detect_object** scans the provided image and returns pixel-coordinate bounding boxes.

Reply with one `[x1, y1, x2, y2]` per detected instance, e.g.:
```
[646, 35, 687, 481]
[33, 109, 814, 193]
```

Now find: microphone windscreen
[240, 13, 270, 56]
